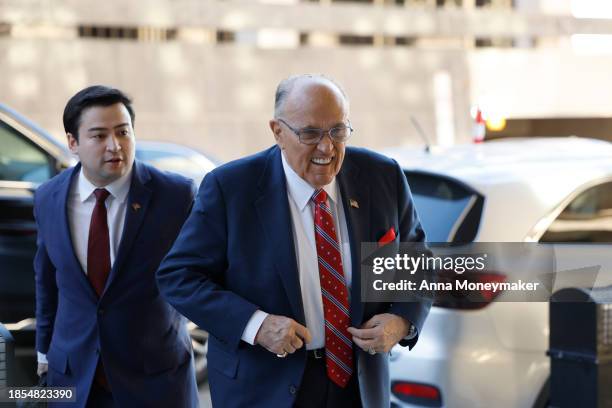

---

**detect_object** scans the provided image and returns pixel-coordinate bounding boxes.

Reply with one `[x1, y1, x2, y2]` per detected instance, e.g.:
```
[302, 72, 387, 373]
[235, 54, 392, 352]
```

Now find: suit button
[98, 309, 104, 315]
[289, 385, 297, 395]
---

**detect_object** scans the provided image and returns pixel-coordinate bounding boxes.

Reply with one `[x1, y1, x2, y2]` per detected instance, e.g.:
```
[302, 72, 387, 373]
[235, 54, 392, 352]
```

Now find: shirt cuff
[404, 324, 417, 340]
[241, 310, 269, 345]
[37, 352, 48, 364]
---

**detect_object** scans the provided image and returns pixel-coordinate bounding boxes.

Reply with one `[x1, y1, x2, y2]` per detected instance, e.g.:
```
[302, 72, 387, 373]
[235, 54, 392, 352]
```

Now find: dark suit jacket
[157, 146, 431, 408]
[34, 160, 199, 407]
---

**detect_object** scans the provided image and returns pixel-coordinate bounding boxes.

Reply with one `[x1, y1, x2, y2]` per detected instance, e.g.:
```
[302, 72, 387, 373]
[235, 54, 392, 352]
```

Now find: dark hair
[63, 85, 135, 141]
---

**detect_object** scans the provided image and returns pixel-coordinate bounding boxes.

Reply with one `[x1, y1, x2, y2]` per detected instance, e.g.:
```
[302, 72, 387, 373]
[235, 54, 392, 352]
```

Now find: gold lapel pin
[132, 203, 141, 211]
[349, 199, 359, 209]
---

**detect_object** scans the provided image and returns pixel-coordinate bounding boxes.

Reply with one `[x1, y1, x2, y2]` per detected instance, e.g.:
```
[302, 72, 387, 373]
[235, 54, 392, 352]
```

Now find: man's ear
[269, 120, 284, 147]
[66, 133, 79, 154]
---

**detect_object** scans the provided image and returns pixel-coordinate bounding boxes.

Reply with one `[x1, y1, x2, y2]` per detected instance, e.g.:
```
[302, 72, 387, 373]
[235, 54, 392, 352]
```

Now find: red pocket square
[378, 227, 396, 247]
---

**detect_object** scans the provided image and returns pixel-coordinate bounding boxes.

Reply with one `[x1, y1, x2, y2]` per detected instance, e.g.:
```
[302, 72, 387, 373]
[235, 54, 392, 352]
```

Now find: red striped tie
[312, 189, 353, 388]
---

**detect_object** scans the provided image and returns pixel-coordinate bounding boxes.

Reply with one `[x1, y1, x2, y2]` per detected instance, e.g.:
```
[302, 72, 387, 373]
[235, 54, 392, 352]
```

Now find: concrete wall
[0, 39, 472, 161]
[3, 0, 612, 161]
[468, 49, 612, 120]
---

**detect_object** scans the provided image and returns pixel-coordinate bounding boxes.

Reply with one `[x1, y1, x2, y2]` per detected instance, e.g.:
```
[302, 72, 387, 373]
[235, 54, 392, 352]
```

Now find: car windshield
[135, 145, 216, 185]
[405, 171, 483, 242]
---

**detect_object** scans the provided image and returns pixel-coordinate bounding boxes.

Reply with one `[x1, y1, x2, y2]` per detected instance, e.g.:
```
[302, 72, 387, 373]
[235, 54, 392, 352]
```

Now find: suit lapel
[254, 147, 305, 324]
[52, 164, 98, 302]
[337, 153, 371, 327]
[102, 161, 152, 297]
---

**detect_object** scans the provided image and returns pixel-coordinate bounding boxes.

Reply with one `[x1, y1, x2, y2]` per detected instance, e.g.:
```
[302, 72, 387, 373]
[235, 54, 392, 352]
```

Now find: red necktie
[87, 188, 111, 390]
[88, 188, 111, 296]
[312, 189, 353, 388]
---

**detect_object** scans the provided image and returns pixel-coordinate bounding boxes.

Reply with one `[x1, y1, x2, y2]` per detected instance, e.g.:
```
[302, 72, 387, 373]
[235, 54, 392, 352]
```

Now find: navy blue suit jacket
[157, 146, 431, 407]
[34, 160, 199, 407]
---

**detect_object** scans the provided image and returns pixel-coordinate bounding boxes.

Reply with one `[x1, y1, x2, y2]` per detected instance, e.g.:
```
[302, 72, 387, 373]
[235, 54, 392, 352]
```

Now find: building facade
[1, 0, 611, 160]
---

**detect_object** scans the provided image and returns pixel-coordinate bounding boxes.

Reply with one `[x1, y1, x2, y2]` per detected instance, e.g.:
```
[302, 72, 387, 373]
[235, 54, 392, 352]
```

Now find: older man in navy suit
[34, 86, 199, 407]
[157, 74, 431, 407]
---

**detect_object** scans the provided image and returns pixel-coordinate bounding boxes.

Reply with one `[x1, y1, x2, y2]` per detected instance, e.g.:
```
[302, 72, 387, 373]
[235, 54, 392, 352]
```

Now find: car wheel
[187, 321, 208, 384]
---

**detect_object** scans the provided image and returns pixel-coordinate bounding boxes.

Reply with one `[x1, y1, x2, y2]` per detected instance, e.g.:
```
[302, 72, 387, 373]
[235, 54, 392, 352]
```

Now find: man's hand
[255, 314, 312, 355]
[37, 363, 48, 377]
[347, 313, 410, 354]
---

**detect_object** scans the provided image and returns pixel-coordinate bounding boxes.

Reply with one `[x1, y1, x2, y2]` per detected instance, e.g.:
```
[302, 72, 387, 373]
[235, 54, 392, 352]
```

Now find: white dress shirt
[38, 166, 132, 364]
[241, 153, 352, 349]
[68, 167, 132, 275]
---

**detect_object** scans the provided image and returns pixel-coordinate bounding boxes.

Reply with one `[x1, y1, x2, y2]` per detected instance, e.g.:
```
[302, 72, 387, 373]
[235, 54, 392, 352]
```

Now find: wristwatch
[406, 323, 417, 340]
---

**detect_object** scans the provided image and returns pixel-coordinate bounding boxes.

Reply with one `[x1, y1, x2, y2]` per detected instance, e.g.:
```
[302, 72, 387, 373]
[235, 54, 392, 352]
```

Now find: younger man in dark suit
[34, 86, 199, 407]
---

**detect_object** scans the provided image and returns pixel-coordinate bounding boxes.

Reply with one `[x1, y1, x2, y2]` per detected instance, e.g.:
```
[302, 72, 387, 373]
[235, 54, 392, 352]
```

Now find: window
[0, 22, 10, 37]
[78, 25, 138, 40]
[338, 34, 374, 46]
[77, 25, 177, 42]
[0, 121, 51, 183]
[540, 181, 612, 243]
[405, 171, 484, 242]
[216, 30, 235, 43]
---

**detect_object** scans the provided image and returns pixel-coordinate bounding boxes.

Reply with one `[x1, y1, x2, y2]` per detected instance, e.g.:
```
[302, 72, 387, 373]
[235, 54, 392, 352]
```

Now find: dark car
[0, 103, 213, 385]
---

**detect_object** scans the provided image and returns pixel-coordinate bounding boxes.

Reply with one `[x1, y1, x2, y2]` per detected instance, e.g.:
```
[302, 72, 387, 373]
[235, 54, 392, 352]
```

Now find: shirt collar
[281, 152, 338, 212]
[78, 165, 133, 204]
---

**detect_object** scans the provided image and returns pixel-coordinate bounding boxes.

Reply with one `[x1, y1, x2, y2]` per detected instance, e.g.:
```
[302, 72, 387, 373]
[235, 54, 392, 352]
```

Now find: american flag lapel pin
[349, 199, 359, 209]
[132, 203, 141, 211]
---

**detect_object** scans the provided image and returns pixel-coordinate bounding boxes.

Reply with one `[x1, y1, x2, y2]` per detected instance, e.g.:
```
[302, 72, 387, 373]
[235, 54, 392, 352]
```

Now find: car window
[405, 171, 484, 242]
[540, 181, 612, 243]
[137, 149, 201, 173]
[135, 149, 175, 162]
[0, 121, 51, 183]
[136, 147, 214, 185]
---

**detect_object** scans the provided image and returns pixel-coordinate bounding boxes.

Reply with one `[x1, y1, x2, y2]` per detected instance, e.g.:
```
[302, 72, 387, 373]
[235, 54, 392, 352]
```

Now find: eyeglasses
[277, 118, 353, 145]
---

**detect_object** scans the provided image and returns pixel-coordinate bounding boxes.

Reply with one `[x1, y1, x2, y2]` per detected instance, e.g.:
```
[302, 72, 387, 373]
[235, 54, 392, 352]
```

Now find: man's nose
[107, 134, 122, 152]
[317, 133, 334, 153]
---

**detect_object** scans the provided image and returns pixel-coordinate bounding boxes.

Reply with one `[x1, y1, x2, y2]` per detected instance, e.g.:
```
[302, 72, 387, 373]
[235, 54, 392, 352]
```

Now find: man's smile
[311, 156, 334, 165]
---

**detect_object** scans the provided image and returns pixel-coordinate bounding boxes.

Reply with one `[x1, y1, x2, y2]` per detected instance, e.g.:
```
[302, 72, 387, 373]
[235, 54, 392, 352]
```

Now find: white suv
[384, 137, 612, 408]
